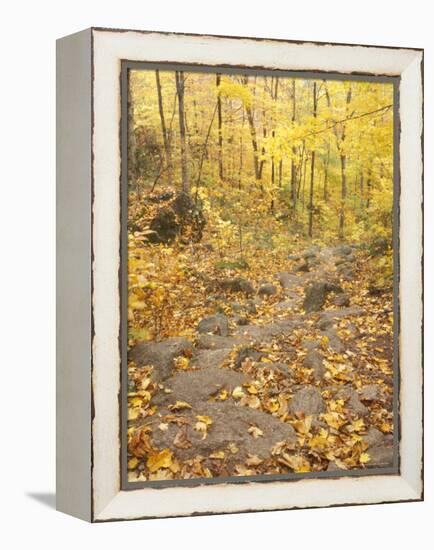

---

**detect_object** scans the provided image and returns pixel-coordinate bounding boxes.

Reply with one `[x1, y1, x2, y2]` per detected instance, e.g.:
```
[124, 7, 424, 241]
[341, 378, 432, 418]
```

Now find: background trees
[129, 70, 393, 251]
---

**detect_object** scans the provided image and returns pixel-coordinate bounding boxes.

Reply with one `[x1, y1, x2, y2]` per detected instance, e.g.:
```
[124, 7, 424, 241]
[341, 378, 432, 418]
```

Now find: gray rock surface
[129, 337, 193, 381]
[289, 386, 326, 415]
[151, 400, 297, 461]
[258, 283, 278, 297]
[303, 350, 325, 380]
[197, 313, 229, 336]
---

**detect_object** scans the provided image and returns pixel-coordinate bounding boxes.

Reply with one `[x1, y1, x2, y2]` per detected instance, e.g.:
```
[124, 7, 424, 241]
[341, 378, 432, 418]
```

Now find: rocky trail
[127, 244, 394, 481]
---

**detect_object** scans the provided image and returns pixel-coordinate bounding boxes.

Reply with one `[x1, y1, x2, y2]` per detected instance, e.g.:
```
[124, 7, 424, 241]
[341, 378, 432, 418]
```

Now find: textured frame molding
[56, 28, 423, 522]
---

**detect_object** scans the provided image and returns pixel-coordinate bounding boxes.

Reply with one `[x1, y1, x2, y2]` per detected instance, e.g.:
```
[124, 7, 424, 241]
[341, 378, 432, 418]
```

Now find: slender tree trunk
[308, 82, 317, 238]
[338, 86, 352, 240]
[243, 77, 261, 182]
[175, 71, 189, 192]
[323, 144, 330, 201]
[127, 75, 139, 198]
[339, 154, 347, 239]
[155, 70, 172, 182]
[290, 79, 297, 209]
[216, 74, 224, 180]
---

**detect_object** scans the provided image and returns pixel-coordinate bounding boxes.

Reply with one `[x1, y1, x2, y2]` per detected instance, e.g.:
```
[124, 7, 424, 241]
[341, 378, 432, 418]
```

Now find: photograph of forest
[126, 67, 395, 482]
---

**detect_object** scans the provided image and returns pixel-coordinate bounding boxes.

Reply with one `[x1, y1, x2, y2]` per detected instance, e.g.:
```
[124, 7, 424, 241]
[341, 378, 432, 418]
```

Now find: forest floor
[127, 243, 395, 482]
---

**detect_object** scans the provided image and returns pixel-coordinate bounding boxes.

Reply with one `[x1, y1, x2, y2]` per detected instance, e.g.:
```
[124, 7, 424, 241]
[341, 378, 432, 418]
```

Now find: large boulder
[234, 346, 265, 368]
[191, 349, 232, 370]
[303, 350, 325, 381]
[197, 314, 229, 337]
[366, 444, 394, 468]
[288, 386, 326, 415]
[154, 365, 249, 407]
[197, 334, 248, 350]
[258, 283, 278, 297]
[303, 281, 343, 313]
[129, 337, 193, 382]
[335, 387, 369, 417]
[220, 277, 254, 296]
[151, 400, 297, 462]
[148, 191, 206, 244]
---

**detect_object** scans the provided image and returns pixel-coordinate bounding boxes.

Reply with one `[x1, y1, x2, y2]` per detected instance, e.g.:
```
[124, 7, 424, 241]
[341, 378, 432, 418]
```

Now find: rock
[129, 337, 193, 382]
[323, 328, 345, 353]
[327, 461, 344, 472]
[220, 277, 254, 296]
[235, 346, 265, 368]
[148, 208, 178, 244]
[235, 319, 293, 341]
[287, 253, 301, 261]
[360, 385, 380, 402]
[335, 245, 353, 256]
[302, 246, 320, 259]
[258, 283, 278, 297]
[197, 334, 247, 350]
[363, 427, 385, 448]
[276, 271, 298, 289]
[301, 338, 320, 351]
[303, 281, 343, 313]
[317, 307, 364, 325]
[339, 265, 354, 280]
[151, 400, 297, 461]
[246, 299, 258, 314]
[295, 260, 310, 272]
[317, 316, 334, 331]
[234, 315, 249, 326]
[289, 386, 326, 415]
[155, 365, 249, 407]
[332, 293, 350, 307]
[369, 236, 390, 257]
[258, 362, 293, 378]
[191, 349, 232, 370]
[148, 191, 205, 244]
[275, 298, 299, 311]
[197, 314, 229, 337]
[336, 387, 369, 416]
[366, 444, 394, 468]
[303, 350, 325, 381]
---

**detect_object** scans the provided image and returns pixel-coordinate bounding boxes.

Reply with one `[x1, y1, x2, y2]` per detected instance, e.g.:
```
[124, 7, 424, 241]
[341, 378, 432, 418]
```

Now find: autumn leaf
[248, 425, 264, 438]
[146, 449, 174, 472]
[168, 400, 192, 411]
[174, 427, 192, 449]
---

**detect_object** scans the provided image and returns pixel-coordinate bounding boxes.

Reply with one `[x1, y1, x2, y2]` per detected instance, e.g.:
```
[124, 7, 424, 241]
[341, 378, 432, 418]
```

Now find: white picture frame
[56, 27, 423, 522]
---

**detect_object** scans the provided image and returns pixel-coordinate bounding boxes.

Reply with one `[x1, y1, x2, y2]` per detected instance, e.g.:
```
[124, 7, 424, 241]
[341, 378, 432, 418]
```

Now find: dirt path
[127, 244, 394, 481]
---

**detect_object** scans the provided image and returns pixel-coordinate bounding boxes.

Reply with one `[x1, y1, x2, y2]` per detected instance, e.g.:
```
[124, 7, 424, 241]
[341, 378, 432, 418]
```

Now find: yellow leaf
[127, 457, 139, 470]
[248, 425, 264, 438]
[168, 400, 192, 411]
[232, 386, 245, 399]
[146, 449, 174, 472]
[360, 452, 371, 464]
[218, 389, 228, 401]
[174, 356, 189, 370]
[209, 450, 226, 459]
[196, 415, 213, 426]
[128, 408, 139, 421]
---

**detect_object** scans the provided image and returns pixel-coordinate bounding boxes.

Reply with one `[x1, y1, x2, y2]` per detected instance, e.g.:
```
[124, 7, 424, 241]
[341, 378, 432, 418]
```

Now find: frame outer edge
[56, 28, 93, 522]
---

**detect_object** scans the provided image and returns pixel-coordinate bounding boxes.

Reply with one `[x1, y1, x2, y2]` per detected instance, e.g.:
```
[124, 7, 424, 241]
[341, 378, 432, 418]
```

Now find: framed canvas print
[56, 28, 423, 522]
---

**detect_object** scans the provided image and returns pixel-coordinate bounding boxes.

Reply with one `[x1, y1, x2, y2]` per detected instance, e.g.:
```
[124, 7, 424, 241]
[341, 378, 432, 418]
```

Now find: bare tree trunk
[175, 71, 189, 192]
[308, 81, 317, 238]
[323, 144, 330, 201]
[155, 70, 172, 182]
[243, 77, 261, 182]
[290, 79, 297, 209]
[216, 73, 224, 180]
[339, 154, 347, 239]
[127, 74, 139, 198]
